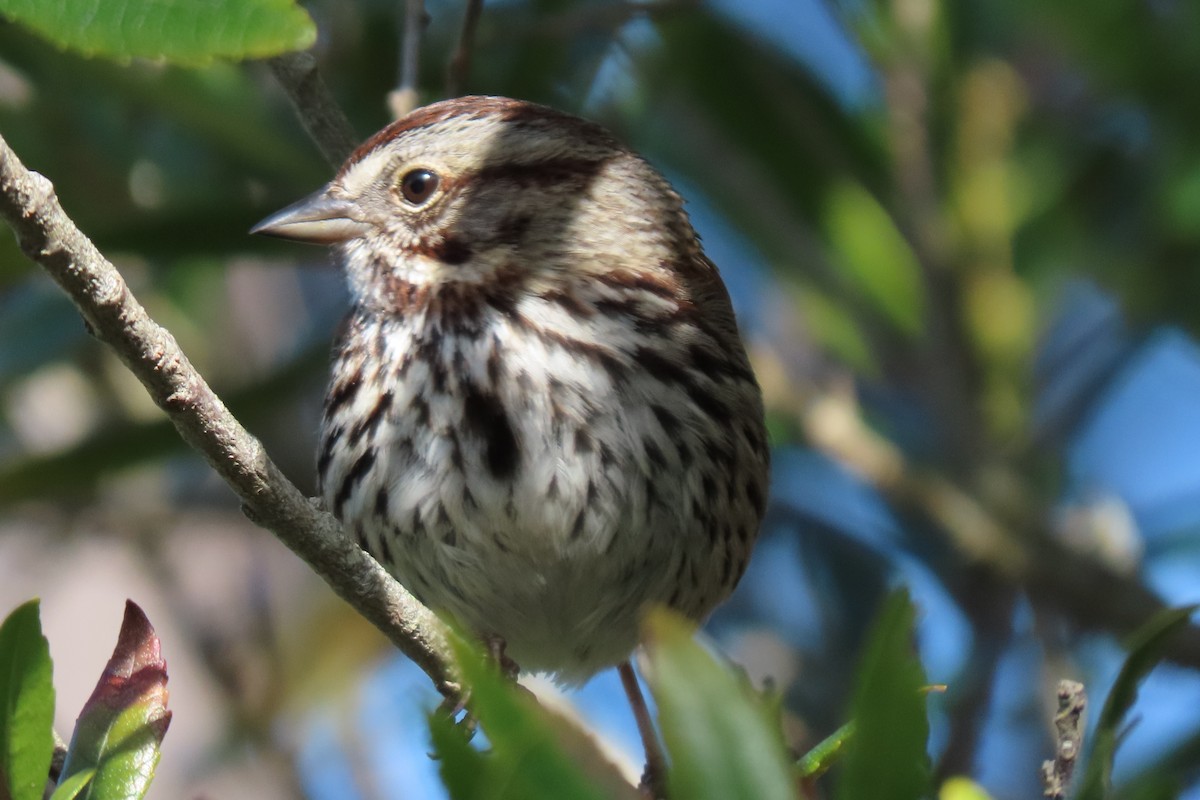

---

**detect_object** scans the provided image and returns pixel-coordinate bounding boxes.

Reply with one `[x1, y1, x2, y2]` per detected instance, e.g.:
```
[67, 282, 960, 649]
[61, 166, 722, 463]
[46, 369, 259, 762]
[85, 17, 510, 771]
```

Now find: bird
[252, 94, 768, 789]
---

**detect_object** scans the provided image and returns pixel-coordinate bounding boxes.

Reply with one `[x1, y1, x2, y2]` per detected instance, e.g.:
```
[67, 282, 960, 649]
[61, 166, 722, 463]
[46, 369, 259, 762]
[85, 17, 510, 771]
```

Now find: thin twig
[933, 580, 1015, 781]
[266, 51, 359, 167]
[445, 0, 484, 98]
[1041, 680, 1086, 799]
[389, 0, 428, 119]
[881, 64, 983, 472]
[0, 133, 457, 699]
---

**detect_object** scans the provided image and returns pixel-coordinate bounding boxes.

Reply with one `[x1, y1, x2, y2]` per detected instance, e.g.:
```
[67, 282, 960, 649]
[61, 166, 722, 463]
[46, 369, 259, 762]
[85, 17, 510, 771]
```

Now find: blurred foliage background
[4, 0, 1200, 797]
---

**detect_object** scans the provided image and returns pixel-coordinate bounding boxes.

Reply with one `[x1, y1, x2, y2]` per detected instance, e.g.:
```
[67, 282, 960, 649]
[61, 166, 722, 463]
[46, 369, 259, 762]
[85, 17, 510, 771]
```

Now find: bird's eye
[399, 169, 439, 205]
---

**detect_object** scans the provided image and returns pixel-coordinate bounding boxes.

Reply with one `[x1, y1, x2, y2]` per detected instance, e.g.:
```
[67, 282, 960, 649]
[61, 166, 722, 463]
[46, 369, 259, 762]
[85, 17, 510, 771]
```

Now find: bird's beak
[250, 186, 372, 244]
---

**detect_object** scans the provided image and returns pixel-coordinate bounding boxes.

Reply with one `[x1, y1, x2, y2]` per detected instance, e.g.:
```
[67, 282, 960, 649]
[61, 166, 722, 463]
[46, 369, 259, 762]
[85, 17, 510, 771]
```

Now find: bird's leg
[434, 686, 478, 743]
[484, 633, 522, 681]
[434, 635, 521, 744]
[618, 660, 668, 799]
[436, 638, 520, 743]
[483, 633, 541, 707]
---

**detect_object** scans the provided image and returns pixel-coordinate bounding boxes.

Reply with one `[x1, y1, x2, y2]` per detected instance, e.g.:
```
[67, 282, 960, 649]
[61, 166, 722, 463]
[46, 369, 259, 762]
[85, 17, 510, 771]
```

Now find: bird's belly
[343, 393, 677, 680]
[319, 312, 764, 681]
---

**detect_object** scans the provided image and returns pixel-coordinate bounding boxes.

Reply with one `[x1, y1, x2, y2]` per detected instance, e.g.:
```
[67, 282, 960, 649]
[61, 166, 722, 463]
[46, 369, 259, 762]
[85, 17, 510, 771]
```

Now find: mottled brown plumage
[253, 96, 768, 685]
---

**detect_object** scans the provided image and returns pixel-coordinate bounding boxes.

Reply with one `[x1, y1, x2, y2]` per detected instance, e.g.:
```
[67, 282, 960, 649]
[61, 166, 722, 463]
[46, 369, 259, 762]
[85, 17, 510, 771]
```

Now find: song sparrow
[252, 96, 768, 688]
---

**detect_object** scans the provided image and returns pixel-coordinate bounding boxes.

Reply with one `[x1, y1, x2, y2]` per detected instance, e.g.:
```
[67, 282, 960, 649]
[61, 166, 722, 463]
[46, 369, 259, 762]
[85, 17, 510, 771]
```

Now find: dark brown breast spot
[463, 384, 520, 479]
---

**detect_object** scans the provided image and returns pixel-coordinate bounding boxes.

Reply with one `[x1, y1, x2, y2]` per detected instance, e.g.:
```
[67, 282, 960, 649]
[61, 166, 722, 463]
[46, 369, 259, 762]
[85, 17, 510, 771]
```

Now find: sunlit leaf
[936, 777, 993, 800]
[0, 0, 315, 65]
[642, 609, 794, 800]
[1165, 160, 1200, 237]
[938, 776, 993, 800]
[825, 181, 926, 337]
[794, 287, 879, 374]
[0, 599, 55, 800]
[836, 590, 930, 800]
[58, 601, 171, 800]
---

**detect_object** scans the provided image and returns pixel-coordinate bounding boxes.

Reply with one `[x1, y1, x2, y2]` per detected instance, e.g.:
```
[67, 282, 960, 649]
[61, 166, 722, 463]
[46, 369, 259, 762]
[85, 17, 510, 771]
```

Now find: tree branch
[389, 0, 428, 120]
[445, 0, 484, 98]
[1041, 680, 1086, 799]
[267, 51, 359, 167]
[0, 132, 457, 697]
[802, 380, 1200, 670]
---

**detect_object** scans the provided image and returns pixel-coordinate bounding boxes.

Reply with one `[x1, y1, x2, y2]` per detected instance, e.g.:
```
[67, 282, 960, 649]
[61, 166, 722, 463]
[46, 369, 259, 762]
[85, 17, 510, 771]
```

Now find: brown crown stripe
[338, 96, 622, 179]
[339, 97, 527, 178]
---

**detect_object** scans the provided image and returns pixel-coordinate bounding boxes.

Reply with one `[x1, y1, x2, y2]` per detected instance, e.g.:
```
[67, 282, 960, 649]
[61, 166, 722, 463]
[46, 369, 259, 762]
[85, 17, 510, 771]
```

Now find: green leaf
[796, 720, 855, 781]
[440, 629, 636, 800]
[1076, 605, 1199, 800]
[428, 712, 490, 800]
[836, 591, 931, 800]
[641, 609, 794, 800]
[1111, 776, 1180, 800]
[59, 601, 171, 800]
[794, 288, 879, 375]
[0, 0, 315, 65]
[48, 768, 94, 800]
[825, 181, 926, 337]
[0, 599, 55, 800]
